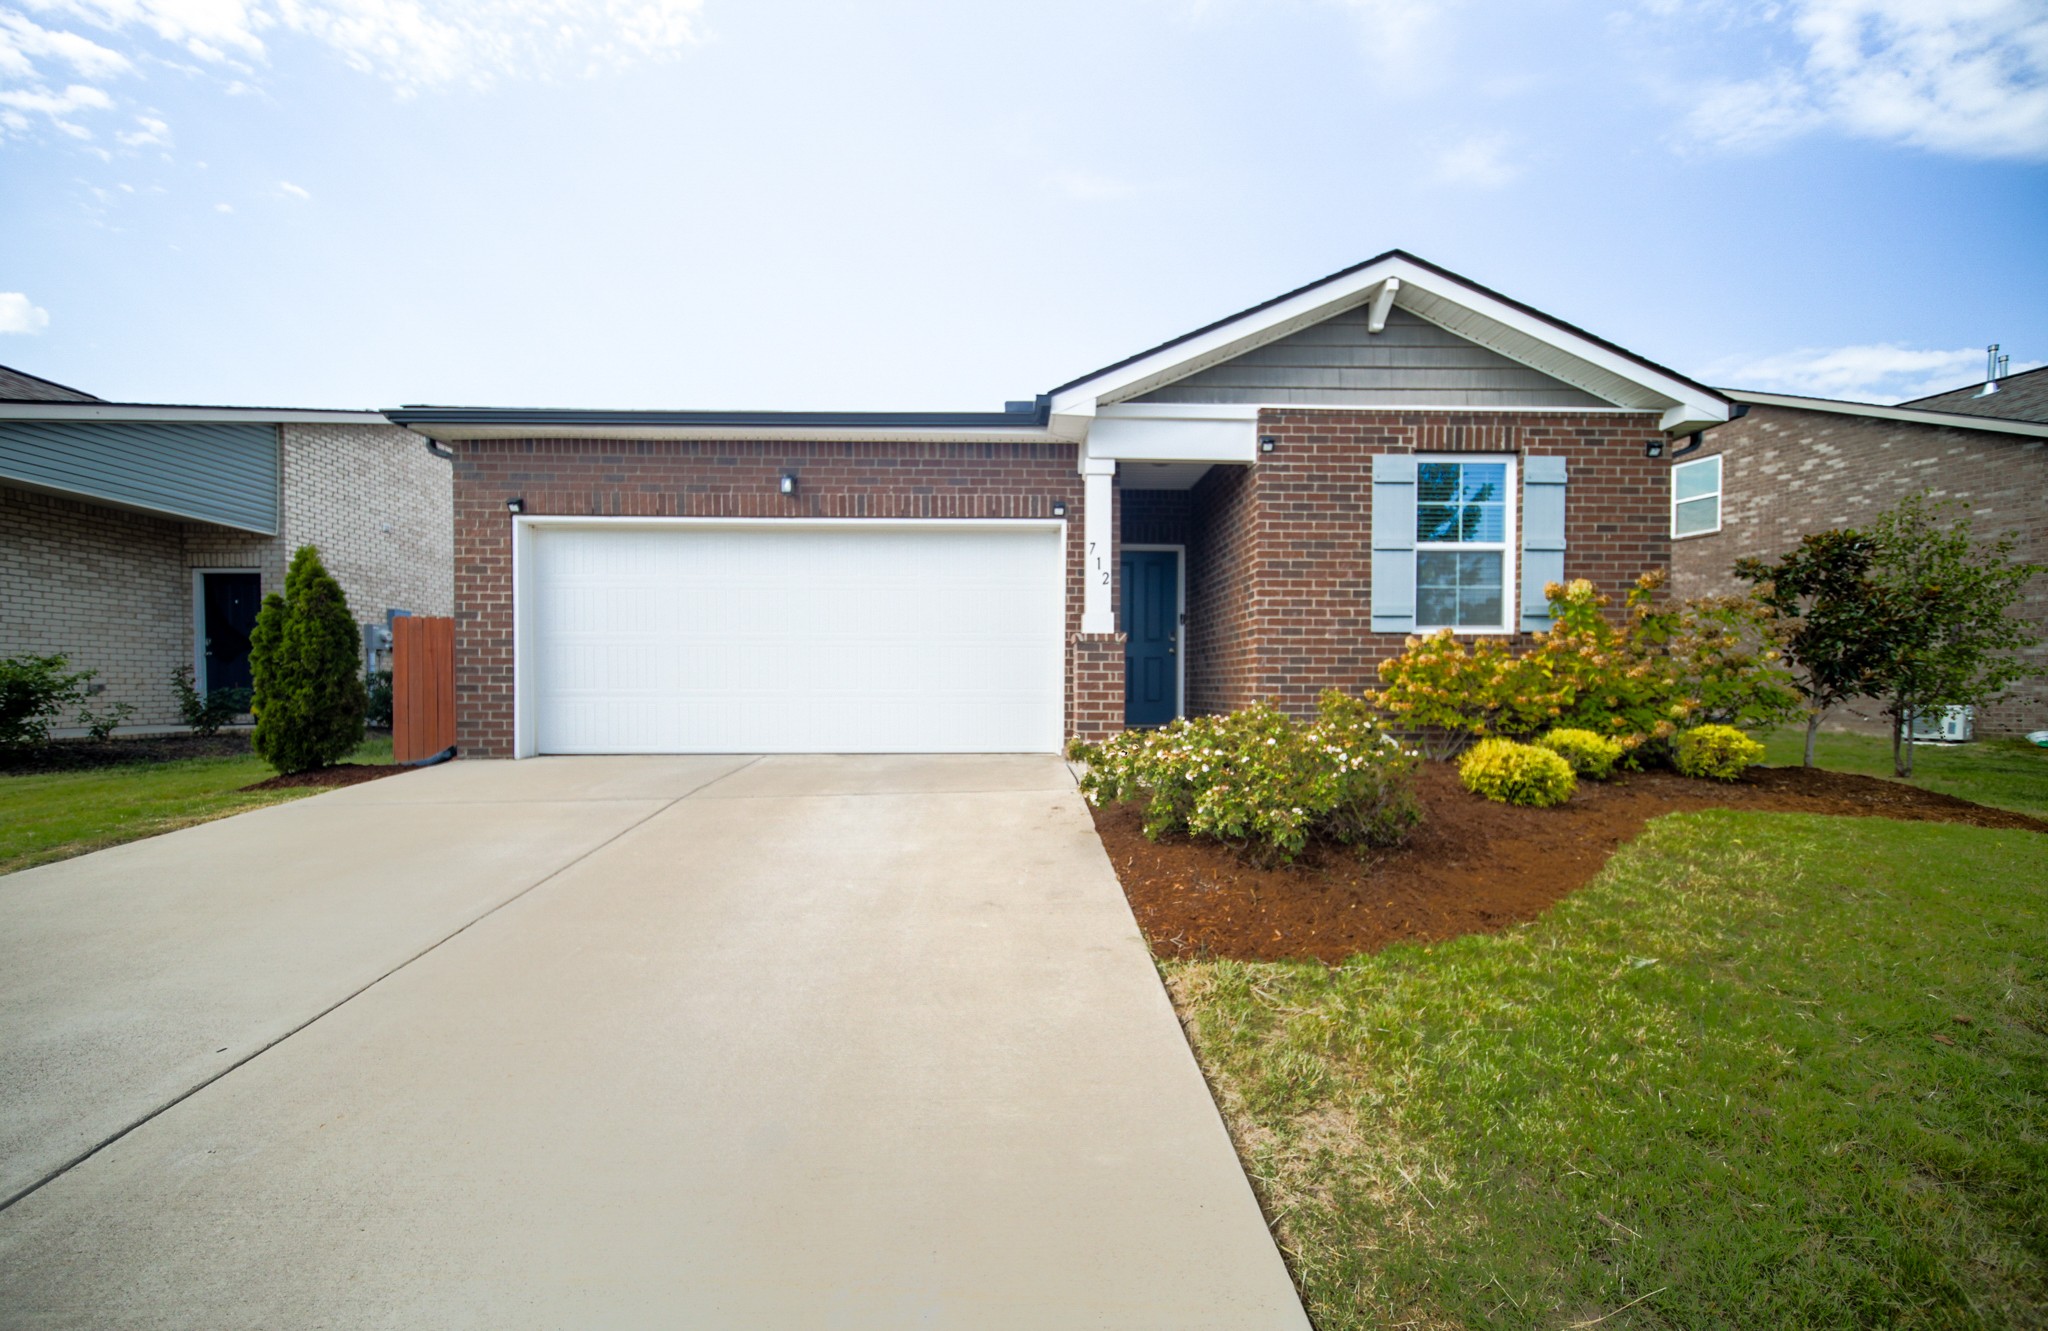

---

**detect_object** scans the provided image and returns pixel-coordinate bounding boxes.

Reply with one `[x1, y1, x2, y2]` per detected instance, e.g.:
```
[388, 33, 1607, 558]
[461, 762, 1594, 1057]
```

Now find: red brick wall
[1671, 405, 2048, 736]
[1183, 410, 1671, 718]
[1187, 463, 1260, 715]
[452, 437, 1083, 757]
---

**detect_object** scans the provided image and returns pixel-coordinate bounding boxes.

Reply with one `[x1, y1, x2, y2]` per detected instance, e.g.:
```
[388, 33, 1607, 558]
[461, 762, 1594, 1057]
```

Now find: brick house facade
[1671, 396, 2048, 737]
[398, 251, 1736, 759]
[1, 383, 452, 729]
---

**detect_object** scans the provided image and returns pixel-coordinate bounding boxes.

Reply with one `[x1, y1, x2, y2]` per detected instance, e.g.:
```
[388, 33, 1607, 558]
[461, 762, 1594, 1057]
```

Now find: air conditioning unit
[1909, 706, 1974, 743]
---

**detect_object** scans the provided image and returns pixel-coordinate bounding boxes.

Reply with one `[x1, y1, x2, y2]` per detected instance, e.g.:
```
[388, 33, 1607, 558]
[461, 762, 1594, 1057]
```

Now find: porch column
[1081, 455, 1116, 634]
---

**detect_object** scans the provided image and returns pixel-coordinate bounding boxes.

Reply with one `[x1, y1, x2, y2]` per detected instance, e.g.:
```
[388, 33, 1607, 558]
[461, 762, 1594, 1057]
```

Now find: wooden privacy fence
[391, 615, 456, 764]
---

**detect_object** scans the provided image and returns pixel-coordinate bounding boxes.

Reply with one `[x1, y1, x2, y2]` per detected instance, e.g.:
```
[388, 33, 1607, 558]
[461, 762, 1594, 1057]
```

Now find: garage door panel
[529, 525, 1063, 754]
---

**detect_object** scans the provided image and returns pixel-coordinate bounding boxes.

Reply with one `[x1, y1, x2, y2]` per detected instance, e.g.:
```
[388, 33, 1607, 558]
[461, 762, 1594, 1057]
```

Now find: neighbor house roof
[0, 399, 391, 425]
[1718, 388, 2048, 441]
[1898, 365, 2048, 424]
[0, 364, 100, 403]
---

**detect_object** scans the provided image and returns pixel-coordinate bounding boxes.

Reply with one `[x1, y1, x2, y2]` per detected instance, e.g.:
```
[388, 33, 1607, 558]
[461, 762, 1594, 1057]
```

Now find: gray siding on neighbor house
[1132, 305, 1618, 408]
[0, 420, 280, 533]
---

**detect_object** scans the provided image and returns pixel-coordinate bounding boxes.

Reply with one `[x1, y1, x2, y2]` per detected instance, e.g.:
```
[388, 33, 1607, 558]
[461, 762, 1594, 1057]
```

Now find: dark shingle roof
[0, 364, 99, 402]
[1899, 364, 2048, 423]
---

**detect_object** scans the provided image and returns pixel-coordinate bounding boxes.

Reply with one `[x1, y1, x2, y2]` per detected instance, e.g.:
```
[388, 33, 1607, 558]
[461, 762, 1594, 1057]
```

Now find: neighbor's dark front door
[202, 571, 263, 695]
[1121, 549, 1179, 727]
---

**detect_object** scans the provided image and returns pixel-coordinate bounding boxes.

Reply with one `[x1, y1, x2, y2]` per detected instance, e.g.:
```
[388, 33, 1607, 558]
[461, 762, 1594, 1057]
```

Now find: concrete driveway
[0, 755, 1308, 1328]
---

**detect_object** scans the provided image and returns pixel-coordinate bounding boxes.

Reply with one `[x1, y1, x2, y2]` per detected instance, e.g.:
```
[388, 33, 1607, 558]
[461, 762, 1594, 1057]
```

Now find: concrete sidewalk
[0, 755, 1308, 1328]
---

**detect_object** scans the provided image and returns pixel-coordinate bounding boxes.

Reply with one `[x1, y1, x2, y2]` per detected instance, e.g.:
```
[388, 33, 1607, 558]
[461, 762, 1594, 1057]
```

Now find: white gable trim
[1049, 254, 1728, 436]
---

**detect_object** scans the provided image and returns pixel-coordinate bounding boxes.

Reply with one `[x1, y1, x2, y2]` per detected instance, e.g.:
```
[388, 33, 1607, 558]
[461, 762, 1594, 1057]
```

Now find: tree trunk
[1803, 709, 1822, 768]
[1892, 712, 1907, 778]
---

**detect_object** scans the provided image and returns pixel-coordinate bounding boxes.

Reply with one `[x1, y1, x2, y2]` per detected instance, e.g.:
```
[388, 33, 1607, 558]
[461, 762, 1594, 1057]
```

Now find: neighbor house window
[1415, 456, 1516, 631]
[1672, 455, 1722, 537]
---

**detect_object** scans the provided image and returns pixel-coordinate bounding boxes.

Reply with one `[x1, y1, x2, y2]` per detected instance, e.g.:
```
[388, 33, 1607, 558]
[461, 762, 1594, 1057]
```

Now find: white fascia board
[0, 402, 389, 425]
[1049, 254, 1728, 430]
[1723, 390, 2048, 440]
[413, 422, 1080, 444]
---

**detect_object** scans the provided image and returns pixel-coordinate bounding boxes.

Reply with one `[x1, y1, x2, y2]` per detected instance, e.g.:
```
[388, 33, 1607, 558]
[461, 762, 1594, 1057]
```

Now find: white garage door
[527, 522, 1065, 754]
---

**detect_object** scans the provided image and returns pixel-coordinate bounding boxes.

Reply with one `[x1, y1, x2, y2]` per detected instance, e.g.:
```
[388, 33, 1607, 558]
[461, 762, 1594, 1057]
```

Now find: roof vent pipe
[1976, 344, 2010, 398]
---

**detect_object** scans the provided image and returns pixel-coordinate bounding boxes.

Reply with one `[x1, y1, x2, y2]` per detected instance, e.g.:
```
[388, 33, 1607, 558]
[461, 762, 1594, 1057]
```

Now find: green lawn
[0, 736, 394, 877]
[1761, 729, 2048, 820]
[1170, 812, 2047, 1329]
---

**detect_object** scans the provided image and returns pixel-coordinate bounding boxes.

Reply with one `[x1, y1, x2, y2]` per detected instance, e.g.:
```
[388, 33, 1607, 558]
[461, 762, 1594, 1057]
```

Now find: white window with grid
[1672, 455, 1721, 537]
[1414, 455, 1517, 632]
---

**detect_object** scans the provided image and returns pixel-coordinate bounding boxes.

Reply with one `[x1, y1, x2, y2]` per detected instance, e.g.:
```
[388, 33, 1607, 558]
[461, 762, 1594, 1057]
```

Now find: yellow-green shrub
[1672, 724, 1765, 781]
[1536, 727, 1623, 779]
[1457, 738, 1576, 808]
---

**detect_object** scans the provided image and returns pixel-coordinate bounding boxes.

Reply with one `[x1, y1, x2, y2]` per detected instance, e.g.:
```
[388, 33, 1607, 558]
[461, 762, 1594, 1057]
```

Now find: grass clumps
[1674, 722, 1766, 781]
[1457, 737, 1576, 807]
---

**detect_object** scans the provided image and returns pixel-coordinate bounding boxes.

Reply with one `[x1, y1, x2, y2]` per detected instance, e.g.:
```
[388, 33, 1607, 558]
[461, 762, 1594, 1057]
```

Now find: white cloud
[13, 0, 706, 91]
[0, 11, 132, 79]
[114, 111, 167, 144]
[0, 292, 52, 333]
[277, 178, 308, 198]
[1684, 0, 2048, 160]
[1431, 134, 1521, 187]
[1709, 343, 2047, 401]
[213, 199, 231, 211]
[0, 80, 113, 137]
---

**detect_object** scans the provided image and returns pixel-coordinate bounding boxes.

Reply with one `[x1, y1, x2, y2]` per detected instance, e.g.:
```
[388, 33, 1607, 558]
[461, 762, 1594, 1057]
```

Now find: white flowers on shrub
[1070, 692, 1422, 866]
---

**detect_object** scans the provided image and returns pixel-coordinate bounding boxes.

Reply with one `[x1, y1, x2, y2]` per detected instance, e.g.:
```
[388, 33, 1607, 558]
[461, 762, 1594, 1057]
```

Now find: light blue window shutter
[1521, 454, 1568, 631]
[1371, 453, 1417, 633]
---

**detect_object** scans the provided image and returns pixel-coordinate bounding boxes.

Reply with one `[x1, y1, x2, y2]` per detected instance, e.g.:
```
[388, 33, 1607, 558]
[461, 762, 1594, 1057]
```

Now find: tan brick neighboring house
[391, 250, 1735, 759]
[1, 365, 452, 730]
[1669, 366, 2048, 737]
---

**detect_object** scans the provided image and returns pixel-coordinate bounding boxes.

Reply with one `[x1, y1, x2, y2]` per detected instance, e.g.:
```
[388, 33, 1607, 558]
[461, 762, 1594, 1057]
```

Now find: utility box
[1909, 706, 1974, 744]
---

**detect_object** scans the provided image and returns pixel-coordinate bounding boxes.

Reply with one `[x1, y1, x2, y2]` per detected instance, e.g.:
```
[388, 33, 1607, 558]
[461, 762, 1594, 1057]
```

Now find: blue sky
[2, 0, 2044, 411]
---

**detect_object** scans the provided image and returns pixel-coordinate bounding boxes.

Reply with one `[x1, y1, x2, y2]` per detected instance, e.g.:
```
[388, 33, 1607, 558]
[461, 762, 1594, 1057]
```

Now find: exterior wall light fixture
[506, 497, 525, 513]
[1643, 438, 1665, 459]
[779, 471, 798, 496]
[1259, 436, 1277, 453]
[1051, 500, 1067, 518]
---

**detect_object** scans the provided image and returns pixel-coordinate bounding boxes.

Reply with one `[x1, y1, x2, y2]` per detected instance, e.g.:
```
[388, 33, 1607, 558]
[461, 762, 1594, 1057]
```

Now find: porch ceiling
[1120, 461, 1216, 490]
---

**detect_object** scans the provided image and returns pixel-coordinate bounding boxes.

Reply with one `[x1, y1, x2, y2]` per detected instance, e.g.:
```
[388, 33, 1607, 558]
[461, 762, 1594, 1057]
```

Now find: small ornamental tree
[1734, 529, 1901, 767]
[250, 546, 367, 773]
[1862, 494, 2042, 777]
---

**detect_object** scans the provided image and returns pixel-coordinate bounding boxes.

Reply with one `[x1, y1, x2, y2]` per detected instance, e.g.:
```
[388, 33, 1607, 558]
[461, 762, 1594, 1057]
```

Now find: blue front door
[1121, 549, 1180, 727]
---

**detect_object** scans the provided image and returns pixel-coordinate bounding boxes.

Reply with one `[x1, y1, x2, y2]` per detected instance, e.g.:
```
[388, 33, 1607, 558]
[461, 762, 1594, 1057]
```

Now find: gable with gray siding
[1133, 305, 1617, 408]
[0, 420, 280, 533]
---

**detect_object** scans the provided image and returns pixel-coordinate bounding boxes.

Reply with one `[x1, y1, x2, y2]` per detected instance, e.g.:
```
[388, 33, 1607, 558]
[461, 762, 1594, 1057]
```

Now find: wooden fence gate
[391, 615, 456, 764]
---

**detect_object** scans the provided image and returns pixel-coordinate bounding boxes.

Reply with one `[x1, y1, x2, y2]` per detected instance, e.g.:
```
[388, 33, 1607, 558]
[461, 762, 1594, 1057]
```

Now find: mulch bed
[0, 732, 256, 776]
[240, 763, 406, 791]
[1092, 763, 2048, 964]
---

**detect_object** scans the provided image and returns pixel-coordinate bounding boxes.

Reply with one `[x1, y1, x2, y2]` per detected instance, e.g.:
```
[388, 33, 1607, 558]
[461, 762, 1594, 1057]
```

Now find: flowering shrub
[1457, 738, 1576, 807]
[1672, 724, 1765, 781]
[1537, 727, 1623, 779]
[1372, 573, 1800, 763]
[1071, 693, 1420, 866]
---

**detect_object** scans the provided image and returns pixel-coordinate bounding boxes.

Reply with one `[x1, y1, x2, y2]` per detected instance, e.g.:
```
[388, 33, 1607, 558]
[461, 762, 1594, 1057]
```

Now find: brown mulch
[1, 732, 255, 775]
[240, 763, 406, 791]
[1092, 763, 2048, 964]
